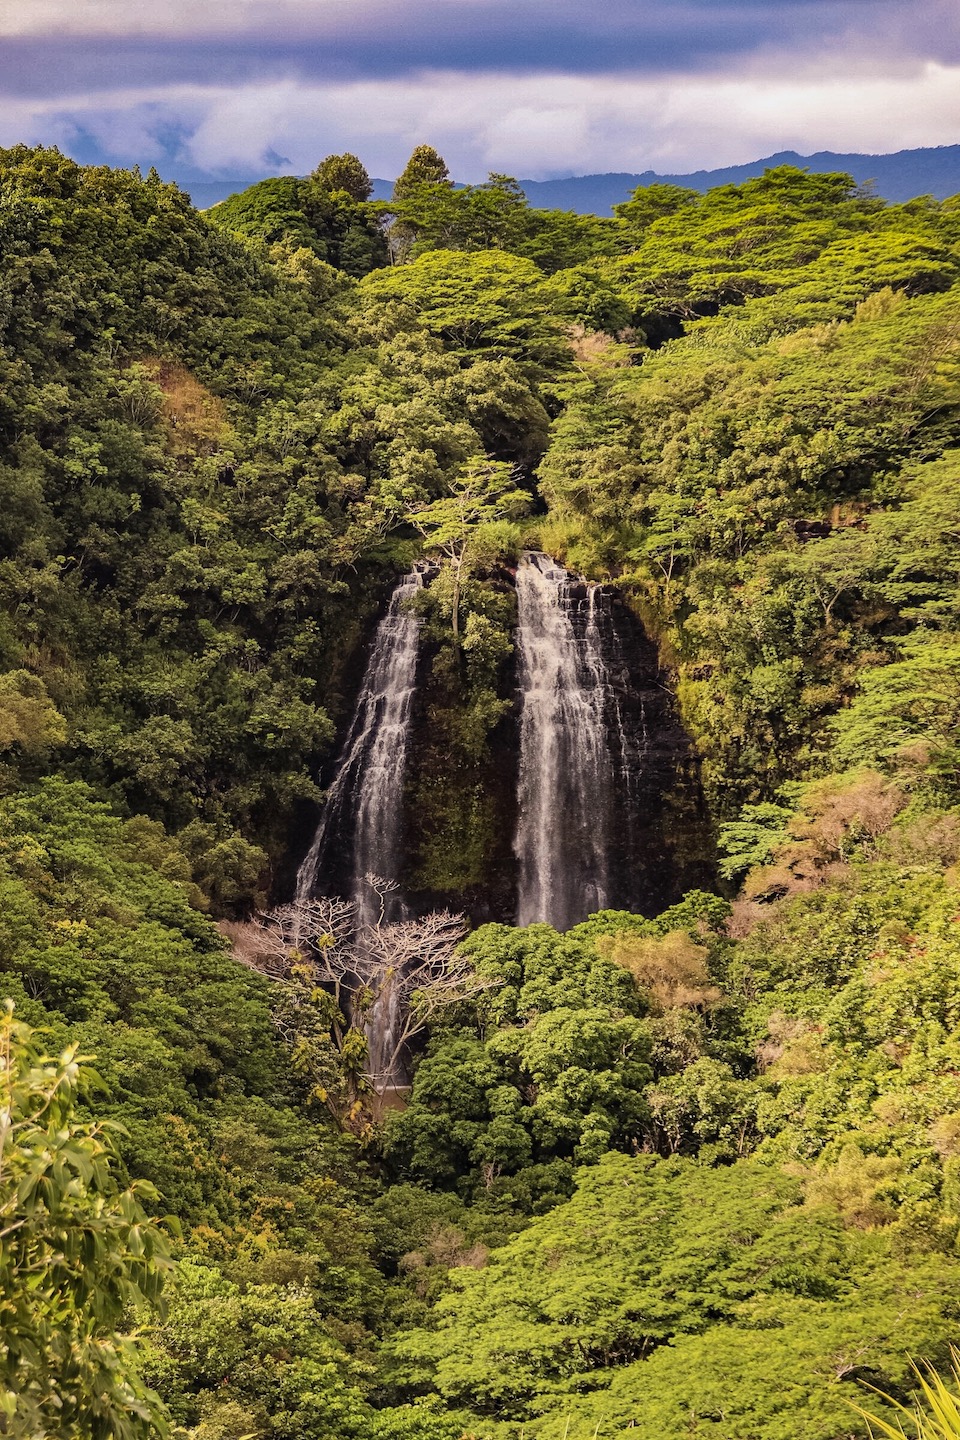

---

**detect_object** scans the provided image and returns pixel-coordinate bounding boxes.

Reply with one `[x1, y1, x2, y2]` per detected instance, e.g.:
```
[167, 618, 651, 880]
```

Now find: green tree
[717, 801, 795, 880]
[386, 922, 653, 1192]
[409, 459, 529, 648]
[613, 181, 699, 230]
[830, 634, 960, 784]
[141, 1259, 373, 1439]
[392, 146, 451, 202]
[311, 152, 373, 202]
[0, 670, 66, 757]
[209, 176, 387, 275]
[361, 247, 569, 370]
[388, 147, 454, 263]
[0, 1004, 173, 1439]
[395, 1153, 958, 1437]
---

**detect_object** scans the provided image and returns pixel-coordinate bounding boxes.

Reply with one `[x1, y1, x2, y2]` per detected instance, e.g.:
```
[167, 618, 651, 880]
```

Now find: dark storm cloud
[4, 0, 959, 99]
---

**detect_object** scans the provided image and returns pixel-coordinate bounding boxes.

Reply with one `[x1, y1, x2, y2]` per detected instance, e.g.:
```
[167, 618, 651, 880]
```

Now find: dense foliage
[0, 1006, 171, 1438]
[3, 141, 960, 1436]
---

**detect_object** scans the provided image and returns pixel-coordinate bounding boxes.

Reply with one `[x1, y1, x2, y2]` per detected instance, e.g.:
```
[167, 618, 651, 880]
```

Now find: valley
[3, 143, 960, 1438]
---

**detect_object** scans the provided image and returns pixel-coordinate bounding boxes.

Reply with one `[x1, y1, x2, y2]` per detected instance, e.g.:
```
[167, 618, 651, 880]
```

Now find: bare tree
[237, 897, 359, 1015]
[351, 908, 487, 1088]
[232, 878, 496, 1099]
[241, 897, 357, 966]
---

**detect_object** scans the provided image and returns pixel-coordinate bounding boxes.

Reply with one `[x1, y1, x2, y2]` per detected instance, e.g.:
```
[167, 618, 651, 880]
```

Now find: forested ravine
[10, 146, 960, 1440]
[298, 552, 709, 928]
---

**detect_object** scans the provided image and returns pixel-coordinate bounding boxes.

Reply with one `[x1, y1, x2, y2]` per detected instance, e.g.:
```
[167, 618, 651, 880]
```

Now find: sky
[2, 0, 960, 183]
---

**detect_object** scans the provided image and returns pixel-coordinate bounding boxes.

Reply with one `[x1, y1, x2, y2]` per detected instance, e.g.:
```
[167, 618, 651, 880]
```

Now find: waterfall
[295, 570, 426, 1086]
[514, 552, 615, 930]
[291, 552, 706, 1068]
[295, 570, 423, 927]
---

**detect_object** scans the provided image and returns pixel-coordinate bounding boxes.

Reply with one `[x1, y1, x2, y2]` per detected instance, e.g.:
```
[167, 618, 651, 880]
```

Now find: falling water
[295, 570, 423, 926]
[295, 570, 426, 1085]
[514, 552, 616, 930]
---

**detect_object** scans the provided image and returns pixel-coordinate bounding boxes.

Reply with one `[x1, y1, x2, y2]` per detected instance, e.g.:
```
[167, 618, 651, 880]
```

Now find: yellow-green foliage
[0, 1004, 172, 1438]
[5, 146, 960, 1440]
[854, 1351, 960, 1438]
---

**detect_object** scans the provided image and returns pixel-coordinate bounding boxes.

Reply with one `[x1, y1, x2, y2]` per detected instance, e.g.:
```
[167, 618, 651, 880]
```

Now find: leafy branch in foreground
[0, 1003, 174, 1440]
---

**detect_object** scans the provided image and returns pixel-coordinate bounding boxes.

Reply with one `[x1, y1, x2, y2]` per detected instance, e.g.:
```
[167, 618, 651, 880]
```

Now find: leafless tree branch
[230, 880, 497, 1094]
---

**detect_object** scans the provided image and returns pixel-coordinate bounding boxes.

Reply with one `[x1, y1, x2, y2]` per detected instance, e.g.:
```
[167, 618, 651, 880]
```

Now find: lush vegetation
[3, 140, 960, 1436]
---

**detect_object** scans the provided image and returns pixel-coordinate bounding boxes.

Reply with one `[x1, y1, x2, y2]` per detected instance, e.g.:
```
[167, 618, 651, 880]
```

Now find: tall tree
[310, 152, 373, 202]
[409, 459, 530, 648]
[393, 144, 451, 201]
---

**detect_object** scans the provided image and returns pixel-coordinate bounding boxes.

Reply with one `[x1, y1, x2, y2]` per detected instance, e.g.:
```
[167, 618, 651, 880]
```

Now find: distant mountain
[177, 145, 960, 215]
[517, 146, 960, 214]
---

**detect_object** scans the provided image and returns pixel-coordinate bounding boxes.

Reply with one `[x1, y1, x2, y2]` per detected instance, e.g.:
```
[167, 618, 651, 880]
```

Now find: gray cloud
[4, 0, 960, 100]
[5, 63, 960, 183]
[2, 0, 959, 183]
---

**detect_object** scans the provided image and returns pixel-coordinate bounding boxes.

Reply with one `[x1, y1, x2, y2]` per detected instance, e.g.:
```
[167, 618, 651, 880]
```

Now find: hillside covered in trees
[3, 142, 960, 1438]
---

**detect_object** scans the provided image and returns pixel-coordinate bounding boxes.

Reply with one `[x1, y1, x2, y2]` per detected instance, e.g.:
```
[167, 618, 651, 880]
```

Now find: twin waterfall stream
[297, 552, 664, 929]
[294, 551, 697, 1082]
[515, 553, 617, 929]
[294, 569, 424, 1083]
[295, 568, 423, 926]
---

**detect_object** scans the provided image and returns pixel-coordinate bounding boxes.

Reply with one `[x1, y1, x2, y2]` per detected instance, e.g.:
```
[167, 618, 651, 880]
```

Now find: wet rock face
[512, 555, 712, 929]
[580, 581, 714, 919]
[402, 688, 521, 927]
[296, 562, 713, 928]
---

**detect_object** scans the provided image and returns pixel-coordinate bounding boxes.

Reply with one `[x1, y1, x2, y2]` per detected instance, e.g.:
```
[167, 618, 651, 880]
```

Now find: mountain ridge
[514, 144, 960, 213]
[180, 142, 960, 213]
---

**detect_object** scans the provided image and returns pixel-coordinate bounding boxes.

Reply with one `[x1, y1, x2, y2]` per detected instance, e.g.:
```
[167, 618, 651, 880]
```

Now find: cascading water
[295, 571, 424, 1082]
[514, 552, 615, 930]
[296, 570, 423, 918]
[293, 554, 708, 1065]
[513, 550, 709, 928]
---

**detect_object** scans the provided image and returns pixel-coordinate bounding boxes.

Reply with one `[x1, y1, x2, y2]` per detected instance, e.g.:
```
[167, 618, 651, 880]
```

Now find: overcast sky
[3, 0, 960, 181]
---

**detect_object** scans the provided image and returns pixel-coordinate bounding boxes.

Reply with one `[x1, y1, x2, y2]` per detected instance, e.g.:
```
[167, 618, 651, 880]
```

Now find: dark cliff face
[402, 568, 521, 924]
[402, 667, 521, 924]
[294, 569, 714, 924]
[578, 582, 715, 917]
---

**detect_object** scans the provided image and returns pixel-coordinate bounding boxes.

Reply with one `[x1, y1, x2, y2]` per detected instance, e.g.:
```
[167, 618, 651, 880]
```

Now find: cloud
[4, 62, 960, 182]
[2, 0, 959, 183]
[3, 0, 960, 98]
